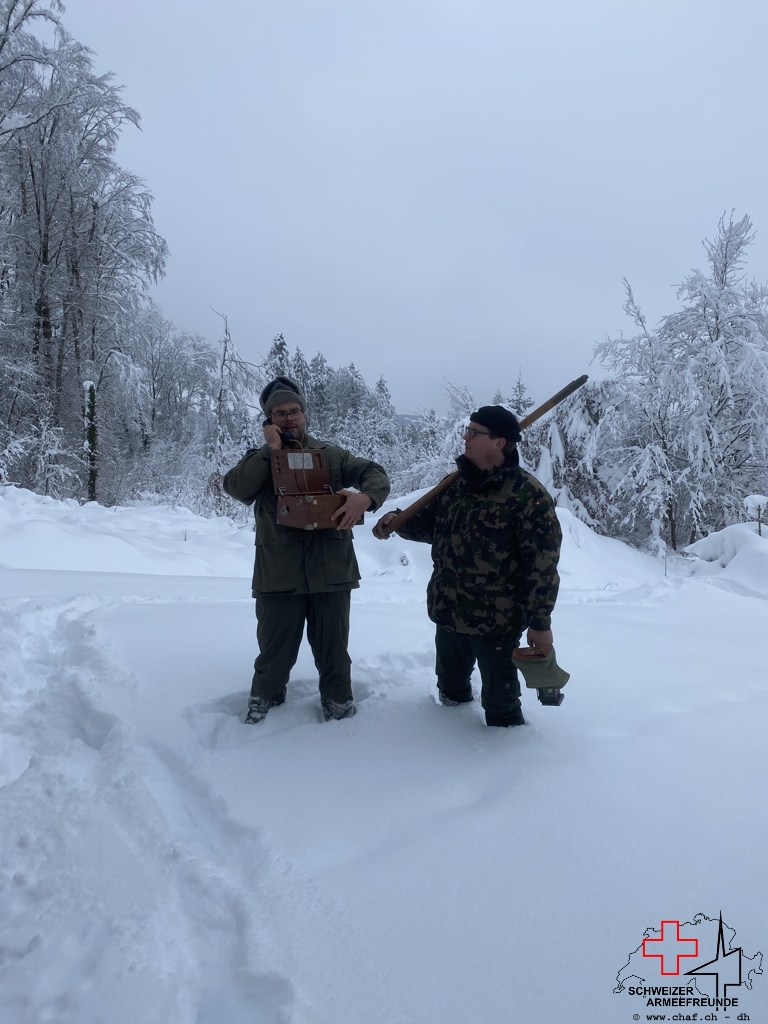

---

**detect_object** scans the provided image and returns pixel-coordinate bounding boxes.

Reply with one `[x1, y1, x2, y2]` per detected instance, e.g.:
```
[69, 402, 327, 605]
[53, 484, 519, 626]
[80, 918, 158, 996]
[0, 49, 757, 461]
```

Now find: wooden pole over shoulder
[517, 374, 589, 431]
[375, 374, 588, 538]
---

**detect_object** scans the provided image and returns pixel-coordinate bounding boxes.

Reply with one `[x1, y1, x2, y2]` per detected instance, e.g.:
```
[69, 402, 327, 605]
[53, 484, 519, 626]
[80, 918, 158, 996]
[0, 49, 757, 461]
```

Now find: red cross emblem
[642, 920, 699, 975]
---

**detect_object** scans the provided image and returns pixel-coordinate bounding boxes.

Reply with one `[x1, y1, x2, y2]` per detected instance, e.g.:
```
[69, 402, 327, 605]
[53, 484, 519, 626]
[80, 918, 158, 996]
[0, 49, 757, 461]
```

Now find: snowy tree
[0, 0, 64, 139]
[289, 348, 312, 418]
[0, 430, 29, 484]
[592, 213, 768, 547]
[0, 16, 167, 500]
[262, 334, 291, 379]
[385, 383, 472, 494]
[305, 352, 333, 433]
[27, 407, 78, 495]
[205, 312, 261, 514]
[744, 494, 767, 537]
[508, 371, 534, 417]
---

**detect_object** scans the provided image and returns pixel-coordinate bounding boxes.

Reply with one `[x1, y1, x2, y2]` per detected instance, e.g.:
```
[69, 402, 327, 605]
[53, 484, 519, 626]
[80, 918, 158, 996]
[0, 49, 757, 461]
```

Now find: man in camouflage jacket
[374, 405, 561, 727]
[223, 376, 390, 724]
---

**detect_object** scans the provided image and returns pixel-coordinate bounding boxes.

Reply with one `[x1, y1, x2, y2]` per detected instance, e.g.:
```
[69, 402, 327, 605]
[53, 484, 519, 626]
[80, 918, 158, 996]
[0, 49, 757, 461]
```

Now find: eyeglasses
[463, 427, 493, 439]
[271, 407, 304, 422]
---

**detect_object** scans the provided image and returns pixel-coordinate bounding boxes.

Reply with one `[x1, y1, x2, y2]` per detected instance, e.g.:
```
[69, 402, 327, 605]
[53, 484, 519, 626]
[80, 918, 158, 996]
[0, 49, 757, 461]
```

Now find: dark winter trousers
[435, 625, 523, 716]
[252, 591, 353, 705]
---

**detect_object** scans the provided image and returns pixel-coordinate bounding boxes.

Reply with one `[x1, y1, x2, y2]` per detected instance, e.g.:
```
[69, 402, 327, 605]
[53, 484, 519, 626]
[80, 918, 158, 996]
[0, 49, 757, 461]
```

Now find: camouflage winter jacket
[395, 455, 561, 637]
[223, 434, 390, 596]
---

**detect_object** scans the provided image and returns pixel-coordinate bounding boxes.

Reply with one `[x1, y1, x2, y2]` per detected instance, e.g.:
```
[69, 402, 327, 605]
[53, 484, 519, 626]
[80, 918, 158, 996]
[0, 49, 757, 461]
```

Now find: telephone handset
[263, 416, 296, 443]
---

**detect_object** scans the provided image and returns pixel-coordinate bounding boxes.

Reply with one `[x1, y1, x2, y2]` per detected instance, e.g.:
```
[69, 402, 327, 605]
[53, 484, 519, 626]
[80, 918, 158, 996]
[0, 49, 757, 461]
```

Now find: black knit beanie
[469, 405, 522, 442]
[259, 376, 306, 415]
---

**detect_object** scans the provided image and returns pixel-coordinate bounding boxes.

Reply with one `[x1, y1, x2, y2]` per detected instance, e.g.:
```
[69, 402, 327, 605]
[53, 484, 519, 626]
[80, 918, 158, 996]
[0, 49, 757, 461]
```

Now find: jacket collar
[456, 451, 520, 494]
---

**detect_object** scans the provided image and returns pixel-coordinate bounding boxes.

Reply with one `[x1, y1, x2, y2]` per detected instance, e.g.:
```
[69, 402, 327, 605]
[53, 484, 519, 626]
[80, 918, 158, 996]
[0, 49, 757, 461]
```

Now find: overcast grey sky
[64, 0, 768, 413]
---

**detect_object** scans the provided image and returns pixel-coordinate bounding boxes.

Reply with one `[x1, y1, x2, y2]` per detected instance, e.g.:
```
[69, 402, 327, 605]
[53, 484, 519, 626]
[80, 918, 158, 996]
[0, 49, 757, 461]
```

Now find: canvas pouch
[511, 644, 570, 690]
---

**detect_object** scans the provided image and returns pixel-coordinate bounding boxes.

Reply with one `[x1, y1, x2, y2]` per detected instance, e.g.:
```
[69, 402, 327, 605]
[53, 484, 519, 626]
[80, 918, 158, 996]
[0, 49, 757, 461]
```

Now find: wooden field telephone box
[271, 448, 362, 530]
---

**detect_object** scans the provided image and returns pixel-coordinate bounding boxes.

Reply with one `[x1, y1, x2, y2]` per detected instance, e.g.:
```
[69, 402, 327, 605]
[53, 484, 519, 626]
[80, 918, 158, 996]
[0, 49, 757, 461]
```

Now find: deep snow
[0, 485, 766, 1023]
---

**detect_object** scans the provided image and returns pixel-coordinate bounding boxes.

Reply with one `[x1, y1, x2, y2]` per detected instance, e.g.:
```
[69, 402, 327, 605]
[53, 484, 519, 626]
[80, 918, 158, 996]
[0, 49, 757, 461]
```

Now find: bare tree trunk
[53, 308, 67, 425]
[667, 499, 677, 550]
[83, 379, 97, 501]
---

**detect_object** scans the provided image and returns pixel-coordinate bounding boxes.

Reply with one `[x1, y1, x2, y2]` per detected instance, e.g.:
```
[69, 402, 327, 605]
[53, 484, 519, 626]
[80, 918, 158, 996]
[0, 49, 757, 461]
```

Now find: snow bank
[1, 484, 661, 595]
[0, 486, 254, 577]
[553, 506, 661, 592]
[686, 521, 768, 597]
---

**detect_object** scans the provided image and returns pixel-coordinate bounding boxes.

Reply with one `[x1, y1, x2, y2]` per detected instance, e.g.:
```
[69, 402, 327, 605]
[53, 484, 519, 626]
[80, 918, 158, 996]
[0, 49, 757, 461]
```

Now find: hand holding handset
[263, 416, 296, 450]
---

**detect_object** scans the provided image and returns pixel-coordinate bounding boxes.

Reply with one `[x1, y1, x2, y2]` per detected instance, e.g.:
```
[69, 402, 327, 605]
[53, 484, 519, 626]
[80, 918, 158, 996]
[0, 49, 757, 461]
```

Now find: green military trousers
[435, 625, 523, 716]
[252, 591, 353, 705]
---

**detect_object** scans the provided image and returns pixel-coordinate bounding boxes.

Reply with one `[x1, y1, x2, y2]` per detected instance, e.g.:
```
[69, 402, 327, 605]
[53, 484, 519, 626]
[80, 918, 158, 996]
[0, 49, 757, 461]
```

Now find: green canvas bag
[511, 645, 570, 705]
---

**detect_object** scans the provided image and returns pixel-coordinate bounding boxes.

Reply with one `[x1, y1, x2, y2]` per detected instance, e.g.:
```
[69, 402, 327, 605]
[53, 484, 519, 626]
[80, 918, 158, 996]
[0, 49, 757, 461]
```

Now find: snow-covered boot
[244, 696, 275, 725]
[321, 699, 356, 722]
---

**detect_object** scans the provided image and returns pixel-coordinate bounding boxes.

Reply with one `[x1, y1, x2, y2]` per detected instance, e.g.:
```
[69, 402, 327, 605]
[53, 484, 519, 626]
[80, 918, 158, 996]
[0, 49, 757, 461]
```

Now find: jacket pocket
[321, 531, 360, 585]
[253, 544, 305, 592]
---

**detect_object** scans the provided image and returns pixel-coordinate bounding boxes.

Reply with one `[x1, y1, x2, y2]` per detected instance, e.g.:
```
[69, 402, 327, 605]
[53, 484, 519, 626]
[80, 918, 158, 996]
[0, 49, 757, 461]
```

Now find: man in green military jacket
[374, 405, 561, 727]
[223, 376, 390, 724]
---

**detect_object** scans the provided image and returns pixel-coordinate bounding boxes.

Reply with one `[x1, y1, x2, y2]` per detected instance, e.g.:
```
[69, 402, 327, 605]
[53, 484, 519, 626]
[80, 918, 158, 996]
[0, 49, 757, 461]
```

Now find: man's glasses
[463, 427, 492, 439]
[271, 408, 304, 422]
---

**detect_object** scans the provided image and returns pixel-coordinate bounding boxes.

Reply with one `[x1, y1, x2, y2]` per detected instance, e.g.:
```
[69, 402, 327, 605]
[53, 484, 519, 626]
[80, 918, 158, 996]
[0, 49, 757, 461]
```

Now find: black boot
[485, 707, 525, 728]
[244, 692, 285, 725]
[438, 686, 474, 706]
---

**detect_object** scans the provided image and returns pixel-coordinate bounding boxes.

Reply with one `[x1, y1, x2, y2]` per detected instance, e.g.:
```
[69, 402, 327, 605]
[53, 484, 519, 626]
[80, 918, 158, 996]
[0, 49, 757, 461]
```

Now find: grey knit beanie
[259, 376, 306, 415]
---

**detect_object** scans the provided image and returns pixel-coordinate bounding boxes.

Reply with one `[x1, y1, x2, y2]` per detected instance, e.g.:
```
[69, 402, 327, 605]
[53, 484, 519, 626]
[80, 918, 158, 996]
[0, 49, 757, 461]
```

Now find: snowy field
[0, 484, 766, 1024]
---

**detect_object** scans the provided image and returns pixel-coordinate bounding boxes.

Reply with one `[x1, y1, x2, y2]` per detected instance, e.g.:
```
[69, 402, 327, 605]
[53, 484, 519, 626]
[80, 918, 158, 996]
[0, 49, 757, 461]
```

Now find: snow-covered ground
[0, 484, 766, 1024]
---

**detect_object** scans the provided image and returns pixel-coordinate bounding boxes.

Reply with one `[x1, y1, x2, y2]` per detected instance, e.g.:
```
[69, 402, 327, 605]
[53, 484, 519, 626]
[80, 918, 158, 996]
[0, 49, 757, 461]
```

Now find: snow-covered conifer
[509, 371, 534, 417]
[593, 213, 768, 547]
